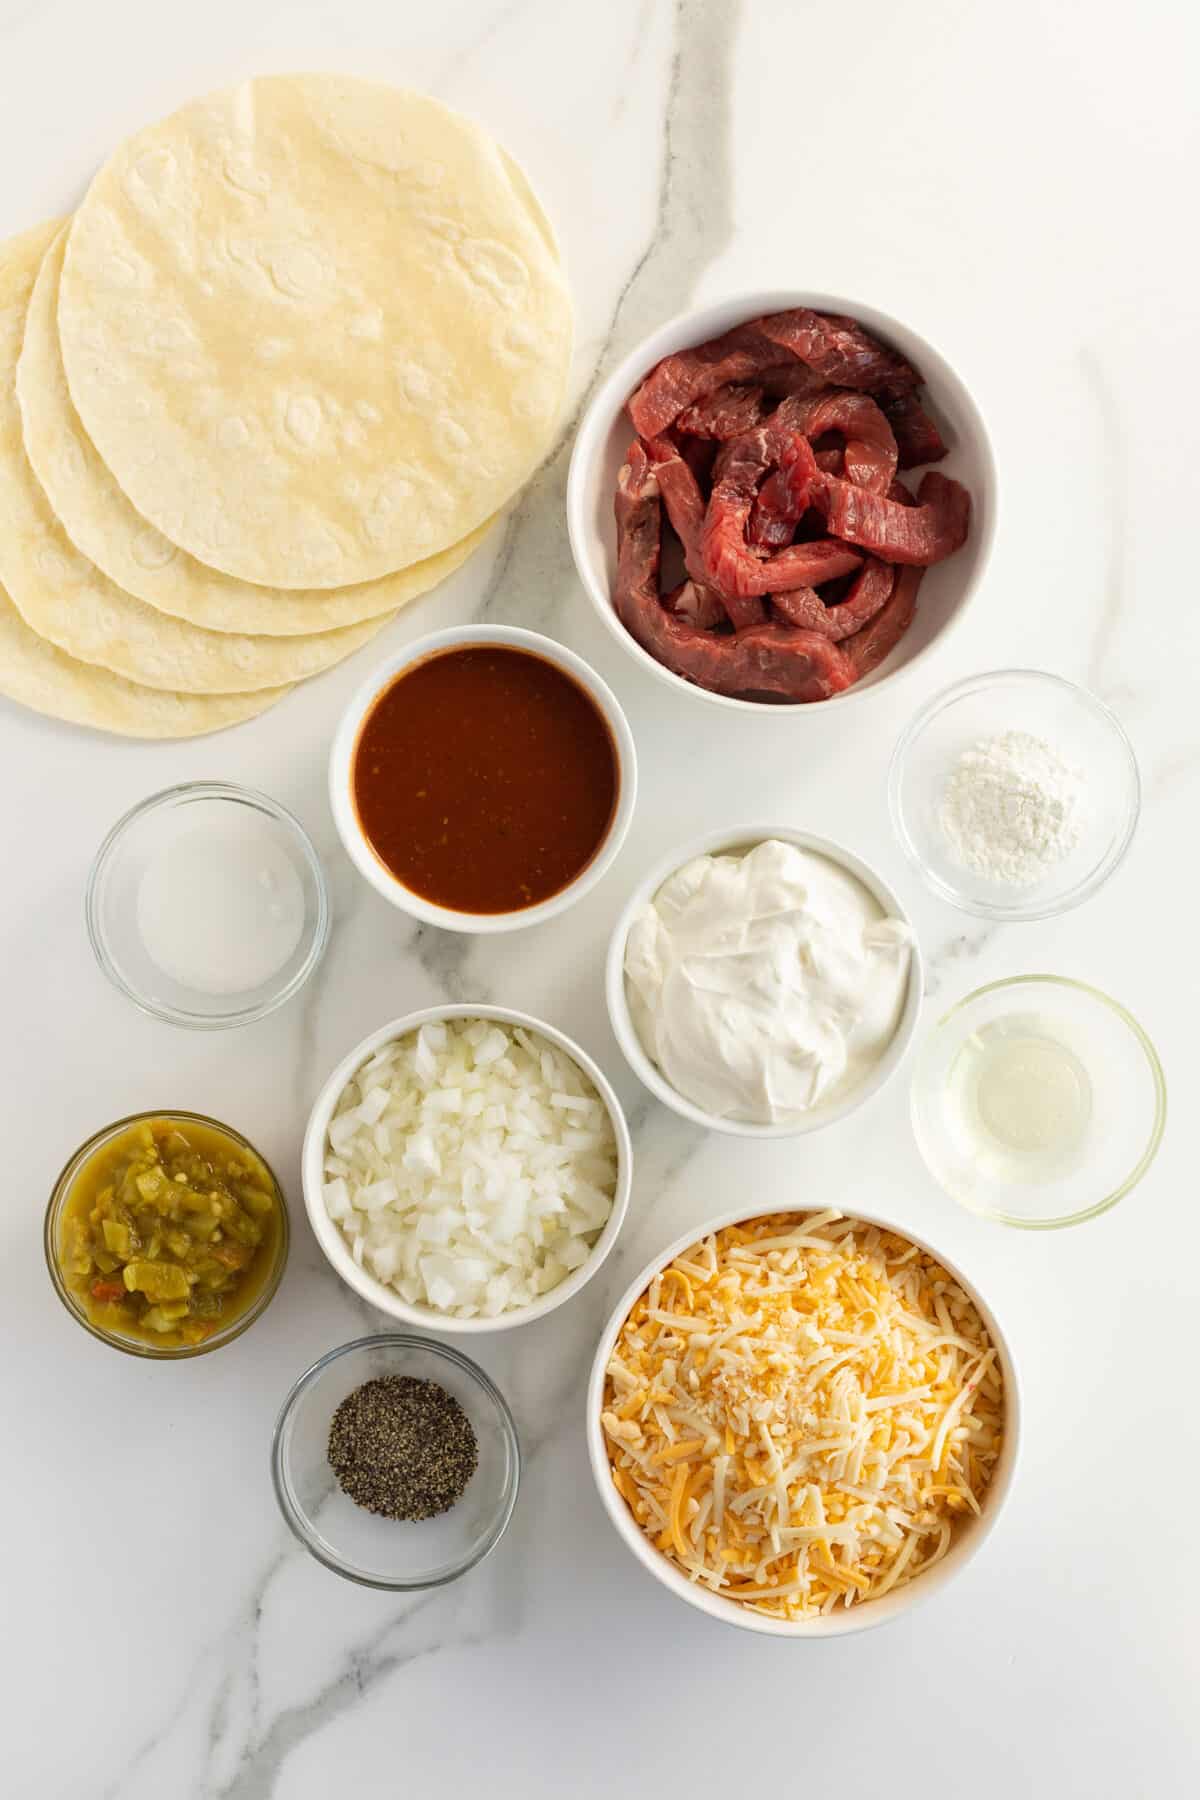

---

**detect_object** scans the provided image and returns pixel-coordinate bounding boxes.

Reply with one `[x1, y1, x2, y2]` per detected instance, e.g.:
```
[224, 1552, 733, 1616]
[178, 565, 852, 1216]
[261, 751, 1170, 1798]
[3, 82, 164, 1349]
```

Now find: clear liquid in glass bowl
[911, 976, 1165, 1228]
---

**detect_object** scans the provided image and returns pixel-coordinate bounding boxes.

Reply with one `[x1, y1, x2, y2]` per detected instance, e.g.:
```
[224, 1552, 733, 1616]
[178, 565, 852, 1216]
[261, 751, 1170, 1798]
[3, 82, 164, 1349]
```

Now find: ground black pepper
[328, 1375, 478, 1520]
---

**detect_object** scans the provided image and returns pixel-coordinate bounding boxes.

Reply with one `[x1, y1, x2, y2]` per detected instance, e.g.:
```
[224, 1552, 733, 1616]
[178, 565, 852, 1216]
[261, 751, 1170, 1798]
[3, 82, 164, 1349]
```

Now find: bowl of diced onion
[302, 1005, 632, 1333]
[587, 1204, 1020, 1636]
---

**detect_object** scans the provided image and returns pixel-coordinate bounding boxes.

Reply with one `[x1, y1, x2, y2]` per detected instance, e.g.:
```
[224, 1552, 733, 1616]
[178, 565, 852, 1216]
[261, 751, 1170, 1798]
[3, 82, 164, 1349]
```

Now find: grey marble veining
[79, 15, 746, 1795]
[476, 0, 742, 644]
[4, 4, 1199, 1797]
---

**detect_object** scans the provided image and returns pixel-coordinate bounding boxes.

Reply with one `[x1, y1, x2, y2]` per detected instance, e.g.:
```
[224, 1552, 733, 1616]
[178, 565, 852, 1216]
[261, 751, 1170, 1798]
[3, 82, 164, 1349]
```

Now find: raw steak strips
[812, 466, 971, 566]
[771, 557, 896, 642]
[700, 431, 862, 600]
[666, 580, 727, 630]
[677, 384, 768, 439]
[777, 390, 898, 494]
[612, 306, 972, 703]
[883, 394, 948, 469]
[846, 566, 925, 677]
[741, 388, 893, 552]
[615, 443, 855, 702]
[641, 435, 753, 624]
[629, 307, 921, 437]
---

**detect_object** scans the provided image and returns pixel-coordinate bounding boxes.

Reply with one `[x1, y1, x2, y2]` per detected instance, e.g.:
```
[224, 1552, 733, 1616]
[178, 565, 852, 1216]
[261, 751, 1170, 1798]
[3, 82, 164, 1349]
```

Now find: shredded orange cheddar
[652, 1438, 706, 1466]
[660, 1268, 694, 1308]
[601, 1212, 1004, 1620]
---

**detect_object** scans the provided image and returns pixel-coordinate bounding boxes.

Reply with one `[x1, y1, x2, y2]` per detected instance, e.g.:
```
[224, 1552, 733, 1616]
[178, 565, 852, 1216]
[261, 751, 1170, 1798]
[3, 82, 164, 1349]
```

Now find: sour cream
[624, 838, 912, 1124]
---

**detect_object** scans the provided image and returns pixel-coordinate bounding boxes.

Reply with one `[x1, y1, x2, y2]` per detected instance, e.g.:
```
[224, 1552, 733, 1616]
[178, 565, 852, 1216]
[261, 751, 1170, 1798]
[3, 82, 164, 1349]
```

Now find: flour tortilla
[0, 224, 400, 692]
[58, 75, 571, 588]
[20, 228, 496, 635]
[0, 581, 287, 736]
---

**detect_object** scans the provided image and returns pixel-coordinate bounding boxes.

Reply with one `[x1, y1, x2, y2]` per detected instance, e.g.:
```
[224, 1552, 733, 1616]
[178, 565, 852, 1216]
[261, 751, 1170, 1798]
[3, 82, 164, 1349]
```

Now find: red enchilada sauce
[352, 645, 619, 914]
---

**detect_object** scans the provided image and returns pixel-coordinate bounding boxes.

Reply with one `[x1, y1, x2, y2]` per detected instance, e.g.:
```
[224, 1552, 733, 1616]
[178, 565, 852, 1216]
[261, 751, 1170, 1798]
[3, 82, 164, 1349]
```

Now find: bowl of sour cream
[606, 827, 922, 1137]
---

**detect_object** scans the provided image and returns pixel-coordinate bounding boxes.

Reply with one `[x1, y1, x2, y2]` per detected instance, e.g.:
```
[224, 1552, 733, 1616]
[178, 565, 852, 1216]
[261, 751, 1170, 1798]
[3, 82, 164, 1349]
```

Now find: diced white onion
[323, 1018, 618, 1317]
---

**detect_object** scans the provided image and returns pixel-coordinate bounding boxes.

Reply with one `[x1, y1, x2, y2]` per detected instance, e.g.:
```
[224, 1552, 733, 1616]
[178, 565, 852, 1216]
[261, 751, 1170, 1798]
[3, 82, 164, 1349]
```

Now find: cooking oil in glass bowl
[944, 1016, 1093, 1185]
[911, 976, 1165, 1227]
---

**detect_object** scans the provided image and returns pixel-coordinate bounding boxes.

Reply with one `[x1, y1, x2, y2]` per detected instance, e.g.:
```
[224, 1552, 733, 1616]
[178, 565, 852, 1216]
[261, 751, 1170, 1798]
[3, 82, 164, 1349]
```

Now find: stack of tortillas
[0, 75, 572, 736]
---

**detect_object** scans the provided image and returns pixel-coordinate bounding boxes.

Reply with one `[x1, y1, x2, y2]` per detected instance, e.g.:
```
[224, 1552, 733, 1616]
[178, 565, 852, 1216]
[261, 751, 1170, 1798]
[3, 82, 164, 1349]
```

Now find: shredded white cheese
[602, 1212, 1004, 1618]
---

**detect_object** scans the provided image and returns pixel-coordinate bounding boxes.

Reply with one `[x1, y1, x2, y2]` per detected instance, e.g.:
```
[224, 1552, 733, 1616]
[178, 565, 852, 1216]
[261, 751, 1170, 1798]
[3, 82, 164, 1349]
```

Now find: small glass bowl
[271, 1335, 521, 1589]
[45, 1110, 290, 1358]
[86, 781, 330, 1028]
[911, 976, 1166, 1228]
[888, 670, 1140, 920]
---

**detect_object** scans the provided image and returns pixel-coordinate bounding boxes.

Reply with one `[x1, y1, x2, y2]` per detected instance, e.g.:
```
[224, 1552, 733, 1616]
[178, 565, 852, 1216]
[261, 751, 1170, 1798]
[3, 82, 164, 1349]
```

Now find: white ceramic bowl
[606, 825, 923, 1137]
[302, 1004, 632, 1334]
[329, 624, 637, 933]
[587, 1202, 1021, 1637]
[566, 289, 997, 712]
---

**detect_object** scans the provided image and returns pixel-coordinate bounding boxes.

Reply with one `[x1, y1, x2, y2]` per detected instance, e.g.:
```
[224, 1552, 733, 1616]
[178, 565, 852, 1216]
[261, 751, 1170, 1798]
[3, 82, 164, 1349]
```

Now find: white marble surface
[3, 2, 1198, 1794]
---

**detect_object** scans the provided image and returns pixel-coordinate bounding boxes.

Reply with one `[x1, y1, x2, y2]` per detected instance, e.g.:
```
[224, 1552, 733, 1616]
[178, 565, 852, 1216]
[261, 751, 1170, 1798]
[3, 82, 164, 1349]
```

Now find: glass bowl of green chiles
[45, 1110, 288, 1358]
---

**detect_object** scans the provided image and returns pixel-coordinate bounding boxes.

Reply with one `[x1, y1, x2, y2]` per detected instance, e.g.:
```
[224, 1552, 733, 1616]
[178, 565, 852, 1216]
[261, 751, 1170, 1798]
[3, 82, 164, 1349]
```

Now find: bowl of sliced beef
[567, 292, 996, 710]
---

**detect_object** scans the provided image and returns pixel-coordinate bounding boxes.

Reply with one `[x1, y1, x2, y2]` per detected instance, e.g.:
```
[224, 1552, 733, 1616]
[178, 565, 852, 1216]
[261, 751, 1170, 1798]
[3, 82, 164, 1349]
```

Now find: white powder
[938, 730, 1088, 887]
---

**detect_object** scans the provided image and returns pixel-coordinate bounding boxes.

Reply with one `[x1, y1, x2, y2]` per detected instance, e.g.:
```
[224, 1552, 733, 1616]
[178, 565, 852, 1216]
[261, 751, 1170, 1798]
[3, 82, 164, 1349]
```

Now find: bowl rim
[566, 286, 998, 715]
[586, 1200, 1022, 1637]
[44, 1108, 290, 1359]
[605, 824, 923, 1137]
[85, 779, 330, 1029]
[911, 972, 1167, 1228]
[302, 1002, 633, 1333]
[887, 667, 1142, 921]
[327, 623, 638, 934]
[270, 1331, 521, 1590]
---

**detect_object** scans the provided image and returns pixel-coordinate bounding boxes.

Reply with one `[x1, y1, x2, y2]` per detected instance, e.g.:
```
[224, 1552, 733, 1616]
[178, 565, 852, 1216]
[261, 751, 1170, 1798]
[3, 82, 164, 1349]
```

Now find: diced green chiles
[141, 1302, 192, 1332]
[123, 1260, 192, 1302]
[102, 1218, 132, 1256]
[57, 1116, 280, 1350]
[221, 1206, 263, 1248]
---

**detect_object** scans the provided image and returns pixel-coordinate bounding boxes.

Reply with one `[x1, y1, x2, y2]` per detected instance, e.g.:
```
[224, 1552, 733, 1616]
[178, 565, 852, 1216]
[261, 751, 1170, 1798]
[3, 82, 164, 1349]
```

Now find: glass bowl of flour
[87, 782, 329, 1027]
[888, 670, 1141, 920]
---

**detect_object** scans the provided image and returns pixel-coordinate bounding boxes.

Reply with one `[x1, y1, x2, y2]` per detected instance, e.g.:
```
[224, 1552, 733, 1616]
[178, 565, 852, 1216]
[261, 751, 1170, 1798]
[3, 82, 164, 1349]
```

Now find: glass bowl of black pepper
[271, 1333, 520, 1588]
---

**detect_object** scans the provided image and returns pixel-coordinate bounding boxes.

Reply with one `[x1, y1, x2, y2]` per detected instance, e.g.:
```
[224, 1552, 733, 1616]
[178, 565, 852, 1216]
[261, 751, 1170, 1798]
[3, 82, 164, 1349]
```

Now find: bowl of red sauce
[329, 625, 637, 932]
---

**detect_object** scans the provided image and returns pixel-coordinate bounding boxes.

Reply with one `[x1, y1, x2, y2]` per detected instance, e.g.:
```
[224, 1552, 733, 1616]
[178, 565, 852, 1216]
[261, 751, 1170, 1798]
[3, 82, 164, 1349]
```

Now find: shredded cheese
[602, 1212, 1004, 1619]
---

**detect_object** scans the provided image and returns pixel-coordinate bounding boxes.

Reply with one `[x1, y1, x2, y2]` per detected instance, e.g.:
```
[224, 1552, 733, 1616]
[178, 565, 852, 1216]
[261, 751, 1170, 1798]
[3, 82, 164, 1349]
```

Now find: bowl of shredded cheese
[588, 1207, 1018, 1635]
